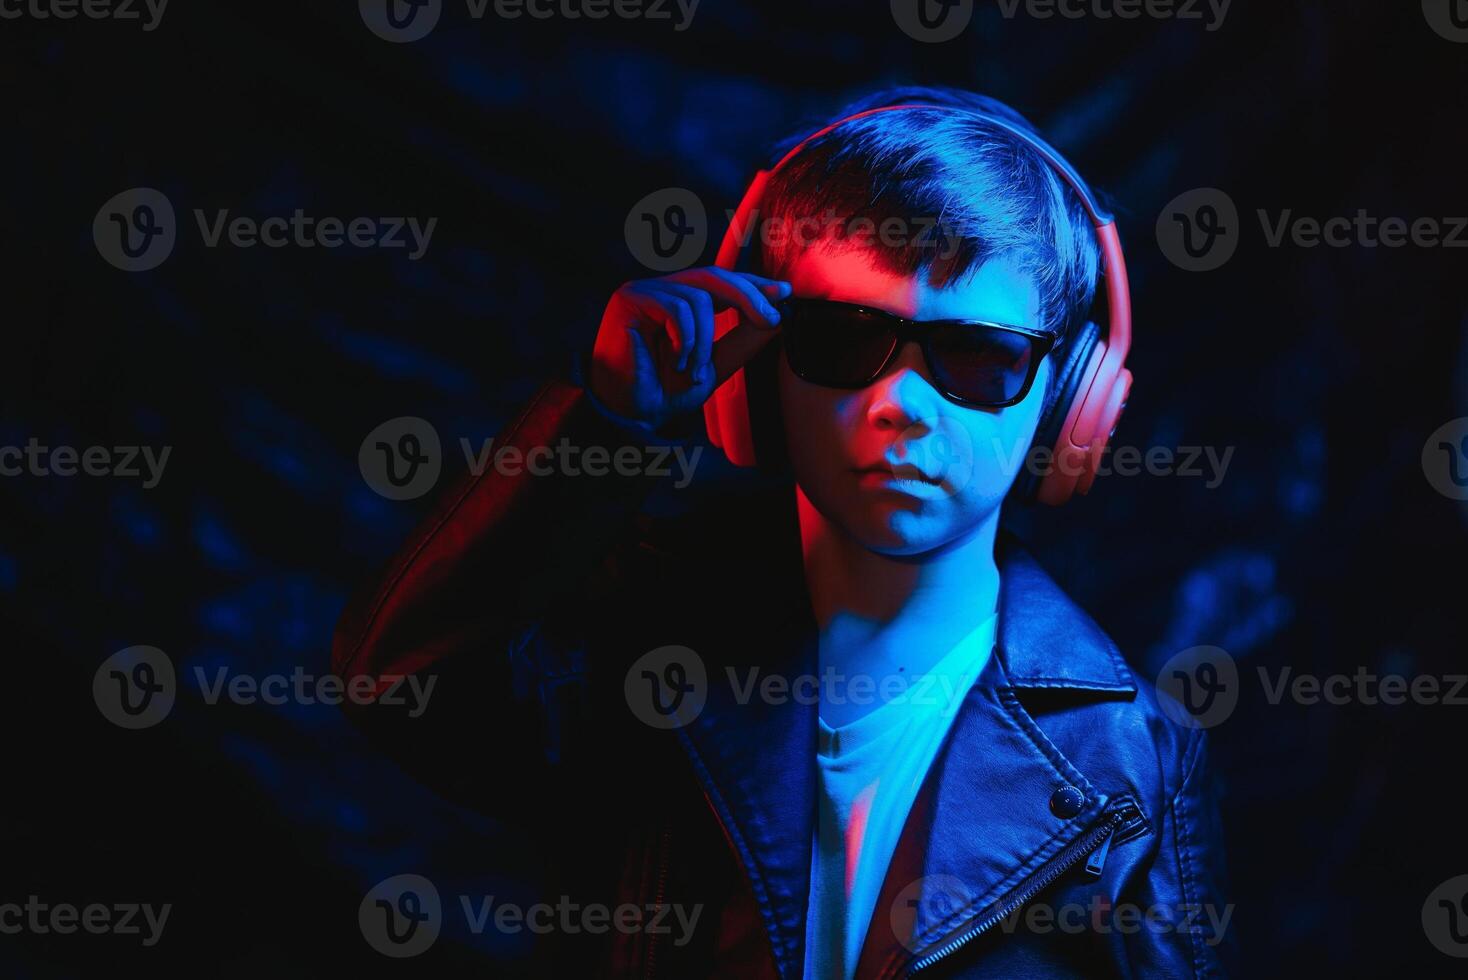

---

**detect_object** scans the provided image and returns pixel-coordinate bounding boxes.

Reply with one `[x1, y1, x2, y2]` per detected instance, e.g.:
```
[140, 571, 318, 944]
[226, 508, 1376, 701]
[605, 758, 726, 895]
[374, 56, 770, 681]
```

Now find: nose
[865, 341, 943, 432]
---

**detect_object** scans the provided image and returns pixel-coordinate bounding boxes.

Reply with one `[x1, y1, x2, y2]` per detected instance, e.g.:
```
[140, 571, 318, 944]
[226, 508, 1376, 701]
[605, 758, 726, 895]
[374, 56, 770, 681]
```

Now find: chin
[836, 495, 978, 557]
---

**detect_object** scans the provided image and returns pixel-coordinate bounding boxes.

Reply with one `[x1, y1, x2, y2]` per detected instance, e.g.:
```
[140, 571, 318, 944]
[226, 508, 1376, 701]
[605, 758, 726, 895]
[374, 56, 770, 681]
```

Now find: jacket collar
[673, 495, 1135, 979]
[991, 533, 1136, 695]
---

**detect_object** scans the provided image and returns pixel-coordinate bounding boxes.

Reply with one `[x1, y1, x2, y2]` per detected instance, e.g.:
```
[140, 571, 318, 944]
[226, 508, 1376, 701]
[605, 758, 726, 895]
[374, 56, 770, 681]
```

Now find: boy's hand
[590, 268, 791, 429]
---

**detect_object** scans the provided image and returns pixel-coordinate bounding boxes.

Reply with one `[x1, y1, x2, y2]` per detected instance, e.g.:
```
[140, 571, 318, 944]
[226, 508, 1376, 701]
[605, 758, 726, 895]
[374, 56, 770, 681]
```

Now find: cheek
[777, 356, 869, 516]
[777, 352, 855, 455]
[939, 358, 1053, 500]
[995, 356, 1052, 456]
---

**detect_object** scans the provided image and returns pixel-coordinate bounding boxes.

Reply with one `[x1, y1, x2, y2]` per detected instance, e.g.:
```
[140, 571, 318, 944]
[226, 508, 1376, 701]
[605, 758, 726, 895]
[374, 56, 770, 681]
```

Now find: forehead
[783, 246, 1041, 327]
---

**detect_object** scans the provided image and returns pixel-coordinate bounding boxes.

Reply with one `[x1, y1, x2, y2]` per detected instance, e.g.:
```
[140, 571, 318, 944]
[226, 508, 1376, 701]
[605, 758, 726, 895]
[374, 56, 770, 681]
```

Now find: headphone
[702, 103, 1133, 506]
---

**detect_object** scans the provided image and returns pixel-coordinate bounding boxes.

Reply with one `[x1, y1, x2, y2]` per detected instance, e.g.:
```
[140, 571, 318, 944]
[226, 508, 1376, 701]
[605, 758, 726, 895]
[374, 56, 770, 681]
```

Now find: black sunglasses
[776, 297, 1062, 409]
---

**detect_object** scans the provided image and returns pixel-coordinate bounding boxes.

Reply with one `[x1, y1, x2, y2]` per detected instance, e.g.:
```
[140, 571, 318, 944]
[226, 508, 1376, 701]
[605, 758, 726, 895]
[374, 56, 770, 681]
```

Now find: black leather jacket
[332, 379, 1235, 978]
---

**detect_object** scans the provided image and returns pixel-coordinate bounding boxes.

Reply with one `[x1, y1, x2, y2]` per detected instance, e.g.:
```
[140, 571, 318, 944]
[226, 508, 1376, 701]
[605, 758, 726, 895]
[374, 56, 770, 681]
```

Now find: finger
[624, 326, 661, 410]
[640, 286, 696, 371]
[649, 281, 715, 375]
[734, 272, 794, 302]
[666, 267, 782, 329]
[628, 284, 696, 371]
[710, 308, 782, 387]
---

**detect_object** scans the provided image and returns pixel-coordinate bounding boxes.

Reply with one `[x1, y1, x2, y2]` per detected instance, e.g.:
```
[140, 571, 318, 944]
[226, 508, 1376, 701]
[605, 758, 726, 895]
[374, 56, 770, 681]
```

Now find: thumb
[709, 306, 781, 387]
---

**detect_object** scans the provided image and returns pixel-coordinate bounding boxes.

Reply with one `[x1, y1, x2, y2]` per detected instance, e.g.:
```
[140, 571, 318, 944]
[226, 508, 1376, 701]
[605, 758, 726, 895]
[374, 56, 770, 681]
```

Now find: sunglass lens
[926, 324, 1036, 405]
[782, 302, 896, 386]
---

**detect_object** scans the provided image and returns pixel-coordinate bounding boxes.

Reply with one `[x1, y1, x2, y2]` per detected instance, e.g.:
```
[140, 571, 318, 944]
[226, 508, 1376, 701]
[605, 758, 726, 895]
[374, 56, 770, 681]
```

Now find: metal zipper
[901, 801, 1142, 978]
[643, 821, 673, 979]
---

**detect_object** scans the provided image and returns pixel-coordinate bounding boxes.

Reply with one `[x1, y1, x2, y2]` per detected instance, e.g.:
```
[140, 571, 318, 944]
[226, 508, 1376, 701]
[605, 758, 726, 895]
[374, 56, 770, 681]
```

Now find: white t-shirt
[802, 612, 998, 979]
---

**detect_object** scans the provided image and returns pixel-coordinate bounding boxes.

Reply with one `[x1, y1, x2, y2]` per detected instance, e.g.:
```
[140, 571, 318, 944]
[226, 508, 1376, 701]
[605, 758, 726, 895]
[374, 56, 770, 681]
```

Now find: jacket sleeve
[1127, 726, 1238, 978]
[330, 377, 683, 811]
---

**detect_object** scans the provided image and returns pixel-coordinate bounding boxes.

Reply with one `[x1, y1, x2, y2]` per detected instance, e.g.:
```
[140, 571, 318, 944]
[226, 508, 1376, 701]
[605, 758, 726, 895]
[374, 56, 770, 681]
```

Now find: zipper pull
[1084, 823, 1116, 879]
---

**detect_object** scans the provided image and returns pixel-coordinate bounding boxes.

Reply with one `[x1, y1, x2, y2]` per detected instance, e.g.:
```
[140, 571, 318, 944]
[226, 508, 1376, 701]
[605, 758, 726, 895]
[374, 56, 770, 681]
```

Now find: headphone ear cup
[703, 309, 759, 466]
[704, 168, 772, 469]
[1008, 320, 1101, 505]
[744, 335, 789, 474]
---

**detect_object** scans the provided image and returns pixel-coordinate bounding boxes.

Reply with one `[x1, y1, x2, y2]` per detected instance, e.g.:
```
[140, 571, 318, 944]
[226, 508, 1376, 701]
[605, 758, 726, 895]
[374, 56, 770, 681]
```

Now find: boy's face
[778, 246, 1050, 556]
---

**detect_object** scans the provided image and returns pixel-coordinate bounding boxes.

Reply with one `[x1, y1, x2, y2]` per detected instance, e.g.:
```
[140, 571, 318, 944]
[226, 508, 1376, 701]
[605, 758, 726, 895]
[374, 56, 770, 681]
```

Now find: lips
[854, 460, 943, 485]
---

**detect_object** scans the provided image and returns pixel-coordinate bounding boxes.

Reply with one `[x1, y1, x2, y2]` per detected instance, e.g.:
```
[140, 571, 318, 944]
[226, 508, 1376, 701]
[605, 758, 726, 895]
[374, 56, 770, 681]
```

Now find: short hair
[754, 85, 1102, 373]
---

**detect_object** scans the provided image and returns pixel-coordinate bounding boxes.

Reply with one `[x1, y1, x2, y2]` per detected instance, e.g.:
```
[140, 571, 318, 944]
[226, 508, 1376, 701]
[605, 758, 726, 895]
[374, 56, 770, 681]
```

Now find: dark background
[4, 0, 1467, 975]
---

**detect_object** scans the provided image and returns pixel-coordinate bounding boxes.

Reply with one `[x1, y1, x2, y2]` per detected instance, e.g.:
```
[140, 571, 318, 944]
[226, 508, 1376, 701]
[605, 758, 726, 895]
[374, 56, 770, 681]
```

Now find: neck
[797, 487, 1001, 698]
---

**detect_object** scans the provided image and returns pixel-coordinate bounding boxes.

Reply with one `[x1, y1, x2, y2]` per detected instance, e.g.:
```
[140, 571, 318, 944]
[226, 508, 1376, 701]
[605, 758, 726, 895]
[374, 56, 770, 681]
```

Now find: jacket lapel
[851, 657, 1111, 978]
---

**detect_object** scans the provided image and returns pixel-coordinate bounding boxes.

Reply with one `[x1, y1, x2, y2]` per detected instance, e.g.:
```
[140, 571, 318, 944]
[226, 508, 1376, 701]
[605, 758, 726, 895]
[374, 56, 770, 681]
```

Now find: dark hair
[754, 85, 1102, 365]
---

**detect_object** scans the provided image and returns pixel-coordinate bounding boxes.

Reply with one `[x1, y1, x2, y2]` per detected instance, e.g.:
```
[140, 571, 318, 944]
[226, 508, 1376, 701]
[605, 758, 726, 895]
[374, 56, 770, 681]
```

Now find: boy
[333, 85, 1233, 977]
